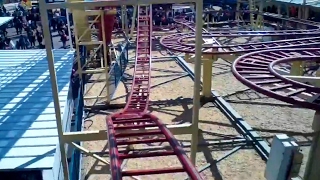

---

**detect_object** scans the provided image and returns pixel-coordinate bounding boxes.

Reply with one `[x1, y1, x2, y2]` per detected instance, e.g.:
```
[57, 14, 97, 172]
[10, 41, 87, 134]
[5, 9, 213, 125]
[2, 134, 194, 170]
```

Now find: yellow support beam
[185, 54, 238, 63]
[202, 53, 217, 98]
[186, 51, 219, 98]
[63, 123, 193, 142]
[249, 0, 256, 29]
[235, 0, 243, 22]
[70, 0, 91, 50]
[185, 53, 192, 62]
[315, 66, 320, 87]
[202, 59, 213, 97]
[256, 0, 264, 29]
[290, 61, 304, 76]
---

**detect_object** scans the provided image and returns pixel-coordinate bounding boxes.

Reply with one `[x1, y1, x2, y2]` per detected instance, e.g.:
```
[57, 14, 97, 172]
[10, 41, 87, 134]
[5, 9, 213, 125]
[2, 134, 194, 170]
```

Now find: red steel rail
[106, 5, 203, 180]
[232, 48, 320, 110]
[160, 33, 320, 54]
[163, 13, 320, 54]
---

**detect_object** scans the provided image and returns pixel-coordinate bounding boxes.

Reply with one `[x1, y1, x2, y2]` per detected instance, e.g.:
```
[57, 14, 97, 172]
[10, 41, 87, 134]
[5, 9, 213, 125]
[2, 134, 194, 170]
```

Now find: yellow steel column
[121, 5, 129, 36]
[315, 66, 320, 87]
[72, 17, 83, 80]
[100, 11, 110, 103]
[202, 53, 216, 97]
[249, 0, 256, 29]
[185, 53, 191, 63]
[202, 60, 213, 97]
[121, 6, 125, 30]
[124, 6, 128, 36]
[129, 5, 137, 39]
[290, 61, 304, 76]
[256, 0, 264, 29]
[183, 36, 192, 63]
[71, 0, 91, 50]
[235, 0, 241, 21]
[190, 0, 203, 165]
[39, 0, 70, 179]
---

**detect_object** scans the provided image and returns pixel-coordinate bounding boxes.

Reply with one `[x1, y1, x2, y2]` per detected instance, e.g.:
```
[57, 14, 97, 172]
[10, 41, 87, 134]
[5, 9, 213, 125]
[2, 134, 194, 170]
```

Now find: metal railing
[68, 42, 128, 180]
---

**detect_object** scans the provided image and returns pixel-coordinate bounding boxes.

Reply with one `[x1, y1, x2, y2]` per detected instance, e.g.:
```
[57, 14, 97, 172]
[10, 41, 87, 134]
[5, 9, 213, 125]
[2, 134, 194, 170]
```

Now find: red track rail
[106, 5, 203, 180]
[232, 48, 320, 110]
[162, 13, 320, 54]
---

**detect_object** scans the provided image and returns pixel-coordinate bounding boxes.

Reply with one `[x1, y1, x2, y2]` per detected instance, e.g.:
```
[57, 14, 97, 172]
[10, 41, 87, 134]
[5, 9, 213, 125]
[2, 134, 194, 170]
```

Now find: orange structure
[95, 6, 116, 44]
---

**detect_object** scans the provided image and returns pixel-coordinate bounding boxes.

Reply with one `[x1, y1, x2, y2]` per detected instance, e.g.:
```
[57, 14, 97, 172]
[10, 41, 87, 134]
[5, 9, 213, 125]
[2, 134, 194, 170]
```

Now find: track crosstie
[232, 48, 320, 110]
[106, 5, 202, 180]
[160, 13, 320, 54]
[167, 13, 320, 110]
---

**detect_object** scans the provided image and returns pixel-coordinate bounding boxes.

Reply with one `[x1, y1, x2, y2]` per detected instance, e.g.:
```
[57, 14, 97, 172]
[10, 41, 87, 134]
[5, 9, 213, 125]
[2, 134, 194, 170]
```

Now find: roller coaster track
[175, 16, 209, 33]
[203, 10, 320, 28]
[175, 11, 320, 33]
[106, 5, 202, 180]
[187, 11, 320, 30]
[197, 29, 320, 37]
[203, 18, 320, 37]
[161, 34, 320, 54]
[232, 48, 320, 110]
[166, 13, 320, 110]
[160, 13, 320, 55]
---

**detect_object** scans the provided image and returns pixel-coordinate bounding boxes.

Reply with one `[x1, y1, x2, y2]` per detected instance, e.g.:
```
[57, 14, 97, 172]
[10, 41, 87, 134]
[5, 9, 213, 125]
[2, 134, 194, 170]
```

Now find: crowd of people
[113, 6, 181, 30]
[0, 2, 317, 50]
[0, 3, 72, 50]
[0, 4, 42, 49]
[0, 4, 178, 50]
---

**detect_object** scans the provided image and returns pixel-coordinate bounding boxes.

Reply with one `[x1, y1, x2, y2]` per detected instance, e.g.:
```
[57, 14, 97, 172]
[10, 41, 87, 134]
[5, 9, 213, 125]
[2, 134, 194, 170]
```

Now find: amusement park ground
[79, 34, 314, 180]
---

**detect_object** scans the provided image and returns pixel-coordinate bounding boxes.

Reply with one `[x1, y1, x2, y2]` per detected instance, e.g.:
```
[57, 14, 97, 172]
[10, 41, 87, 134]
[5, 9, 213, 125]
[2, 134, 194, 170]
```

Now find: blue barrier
[108, 43, 129, 99]
[68, 42, 128, 180]
[69, 45, 86, 180]
[69, 79, 84, 180]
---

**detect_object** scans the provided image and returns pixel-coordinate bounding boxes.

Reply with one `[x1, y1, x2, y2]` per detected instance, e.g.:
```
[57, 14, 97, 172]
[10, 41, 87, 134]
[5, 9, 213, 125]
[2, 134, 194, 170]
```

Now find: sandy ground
[187, 36, 314, 178]
[187, 57, 314, 178]
[79, 31, 314, 180]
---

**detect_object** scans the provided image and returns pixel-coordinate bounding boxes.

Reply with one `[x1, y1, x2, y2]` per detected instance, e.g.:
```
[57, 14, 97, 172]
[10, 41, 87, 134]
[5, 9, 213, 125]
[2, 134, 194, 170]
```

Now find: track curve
[106, 5, 202, 180]
[203, 10, 320, 29]
[206, 20, 319, 34]
[232, 48, 320, 110]
[177, 19, 320, 37]
[198, 30, 320, 37]
[160, 33, 320, 54]
[160, 13, 320, 54]
[161, 13, 320, 110]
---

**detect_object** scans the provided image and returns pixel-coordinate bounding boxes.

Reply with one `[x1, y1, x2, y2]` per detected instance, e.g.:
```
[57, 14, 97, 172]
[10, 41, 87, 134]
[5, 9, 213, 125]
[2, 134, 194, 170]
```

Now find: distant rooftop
[276, 0, 320, 7]
[0, 49, 74, 172]
[0, 17, 13, 27]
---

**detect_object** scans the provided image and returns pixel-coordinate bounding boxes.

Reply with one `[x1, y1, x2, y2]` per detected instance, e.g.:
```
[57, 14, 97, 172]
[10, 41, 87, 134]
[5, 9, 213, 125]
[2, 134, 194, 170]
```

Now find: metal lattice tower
[236, 0, 264, 29]
[73, 9, 112, 101]
[255, 0, 264, 29]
